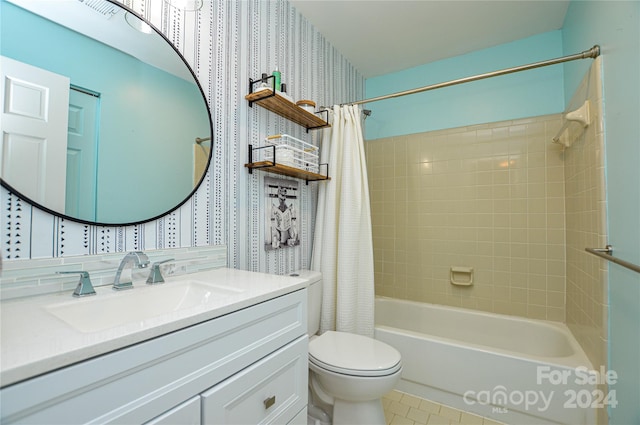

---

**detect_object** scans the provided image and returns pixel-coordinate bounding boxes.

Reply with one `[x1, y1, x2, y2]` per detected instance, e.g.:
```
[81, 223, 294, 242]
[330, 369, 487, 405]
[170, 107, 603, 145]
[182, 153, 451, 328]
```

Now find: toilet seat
[309, 331, 402, 377]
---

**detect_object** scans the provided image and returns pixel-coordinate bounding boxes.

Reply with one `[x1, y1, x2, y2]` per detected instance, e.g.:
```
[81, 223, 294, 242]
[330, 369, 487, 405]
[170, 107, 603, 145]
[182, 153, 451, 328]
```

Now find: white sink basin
[46, 280, 244, 333]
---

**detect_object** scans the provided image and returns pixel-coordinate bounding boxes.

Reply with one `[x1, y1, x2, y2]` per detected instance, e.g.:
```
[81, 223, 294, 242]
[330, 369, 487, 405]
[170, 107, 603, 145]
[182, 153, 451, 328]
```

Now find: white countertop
[0, 268, 307, 387]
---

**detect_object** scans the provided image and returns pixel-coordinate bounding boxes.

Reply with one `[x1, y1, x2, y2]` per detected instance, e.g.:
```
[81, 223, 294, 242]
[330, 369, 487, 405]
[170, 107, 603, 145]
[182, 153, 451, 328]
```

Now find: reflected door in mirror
[1, 56, 69, 213]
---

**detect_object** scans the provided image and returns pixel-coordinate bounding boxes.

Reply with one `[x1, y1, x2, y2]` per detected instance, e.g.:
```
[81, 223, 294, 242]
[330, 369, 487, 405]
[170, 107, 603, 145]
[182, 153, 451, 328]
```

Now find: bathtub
[375, 297, 599, 425]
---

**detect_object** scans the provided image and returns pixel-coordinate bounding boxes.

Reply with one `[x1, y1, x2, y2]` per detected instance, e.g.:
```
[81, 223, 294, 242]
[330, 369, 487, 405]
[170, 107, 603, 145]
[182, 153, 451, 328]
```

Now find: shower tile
[527, 304, 548, 320]
[510, 287, 528, 303]
[510, 198, 528, 213]
[546, 166, 565, 182]
[511, 258, 528, 274]
[492, 286, 510, 301]
[527, 274, 547, 291]
[547, 275, 565, 292]
[547, 213, 565, 229]
[546, 182, 565, 198]
[507, 184, 526, 200]
[509, 243, 527, 259]
[528, 289, 547, 306]
[528, 167, 546, 183]
[526, 183, 545, 198]
[527, 197, 547, 214]
[472, 281, 494, 302]
[547, 197, 565, 214]
[547, 291, 565, 308]
[547, 307, 566, 322]
[547, 259, 565, 276]
[369, 114, 568, 322]
[528, 243, 546, 259]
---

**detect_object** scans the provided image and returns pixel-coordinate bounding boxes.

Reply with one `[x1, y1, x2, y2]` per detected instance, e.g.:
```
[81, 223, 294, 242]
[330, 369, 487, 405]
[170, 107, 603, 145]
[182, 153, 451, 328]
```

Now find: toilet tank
[291, 270, 322, 335]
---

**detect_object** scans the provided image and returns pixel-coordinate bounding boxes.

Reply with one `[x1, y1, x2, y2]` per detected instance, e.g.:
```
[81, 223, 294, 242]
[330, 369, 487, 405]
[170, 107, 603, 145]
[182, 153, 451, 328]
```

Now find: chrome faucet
[113, 251, 150, 290]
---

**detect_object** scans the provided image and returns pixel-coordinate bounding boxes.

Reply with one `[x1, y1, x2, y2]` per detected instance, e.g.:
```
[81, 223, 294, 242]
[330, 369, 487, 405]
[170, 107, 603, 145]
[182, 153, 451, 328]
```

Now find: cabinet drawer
[202, 336, 308, 425]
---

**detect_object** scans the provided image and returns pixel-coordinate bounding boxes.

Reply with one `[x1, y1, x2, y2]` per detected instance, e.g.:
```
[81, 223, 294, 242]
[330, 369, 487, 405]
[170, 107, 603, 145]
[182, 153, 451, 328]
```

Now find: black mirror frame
[0, 0, 213, 227]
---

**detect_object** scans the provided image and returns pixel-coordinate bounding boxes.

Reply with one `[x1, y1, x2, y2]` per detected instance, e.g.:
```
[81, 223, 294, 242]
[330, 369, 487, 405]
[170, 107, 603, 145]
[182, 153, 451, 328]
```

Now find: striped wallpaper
[1, 0, 365, 278]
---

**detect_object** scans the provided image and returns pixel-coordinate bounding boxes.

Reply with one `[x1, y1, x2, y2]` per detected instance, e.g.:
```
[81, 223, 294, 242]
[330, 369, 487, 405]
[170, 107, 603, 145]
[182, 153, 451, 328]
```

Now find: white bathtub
[375, 297, 599, 425]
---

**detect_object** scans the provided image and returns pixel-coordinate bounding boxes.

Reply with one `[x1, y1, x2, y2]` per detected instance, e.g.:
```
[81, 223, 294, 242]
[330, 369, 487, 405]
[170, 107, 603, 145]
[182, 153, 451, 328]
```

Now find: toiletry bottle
[272, 67, 281, 92]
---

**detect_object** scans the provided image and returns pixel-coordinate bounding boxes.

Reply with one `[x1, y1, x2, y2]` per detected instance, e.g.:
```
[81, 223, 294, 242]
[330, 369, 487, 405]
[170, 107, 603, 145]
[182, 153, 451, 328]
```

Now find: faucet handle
[57, 271, 96, 297]
[146, 258, 174, 285]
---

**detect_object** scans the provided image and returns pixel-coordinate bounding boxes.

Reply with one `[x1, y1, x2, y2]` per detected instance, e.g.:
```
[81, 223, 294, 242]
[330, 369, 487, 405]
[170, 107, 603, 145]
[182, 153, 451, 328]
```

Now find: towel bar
[585, 245, 640, 274]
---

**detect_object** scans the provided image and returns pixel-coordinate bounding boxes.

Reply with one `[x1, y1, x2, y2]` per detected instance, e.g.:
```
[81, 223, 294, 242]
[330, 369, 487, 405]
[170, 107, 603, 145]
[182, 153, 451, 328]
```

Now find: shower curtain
[311, 104, 375, 337]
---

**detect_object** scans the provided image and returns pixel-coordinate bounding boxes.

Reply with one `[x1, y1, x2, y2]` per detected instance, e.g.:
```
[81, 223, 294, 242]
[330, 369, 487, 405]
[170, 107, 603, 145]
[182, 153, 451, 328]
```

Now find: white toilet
[297, 270, 402, 425]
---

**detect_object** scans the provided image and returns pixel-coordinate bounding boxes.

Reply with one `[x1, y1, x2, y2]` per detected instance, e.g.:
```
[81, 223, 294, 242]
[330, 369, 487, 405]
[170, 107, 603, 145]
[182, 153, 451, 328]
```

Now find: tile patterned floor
[383, 390, 507, 425]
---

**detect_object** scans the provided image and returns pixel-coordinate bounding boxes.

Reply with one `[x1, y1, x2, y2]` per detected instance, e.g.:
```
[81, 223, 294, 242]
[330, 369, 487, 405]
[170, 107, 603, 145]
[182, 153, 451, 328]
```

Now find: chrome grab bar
[585, 245, 640, 274]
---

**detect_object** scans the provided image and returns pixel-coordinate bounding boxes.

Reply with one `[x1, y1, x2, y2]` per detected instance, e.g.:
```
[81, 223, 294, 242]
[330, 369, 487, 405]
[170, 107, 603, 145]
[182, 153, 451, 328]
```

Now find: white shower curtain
[311, 104, 375, 337]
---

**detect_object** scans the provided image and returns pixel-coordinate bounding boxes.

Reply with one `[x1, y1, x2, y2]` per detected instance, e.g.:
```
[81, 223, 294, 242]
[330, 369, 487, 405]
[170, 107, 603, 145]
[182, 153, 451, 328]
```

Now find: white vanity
[0, 268, 308, 424]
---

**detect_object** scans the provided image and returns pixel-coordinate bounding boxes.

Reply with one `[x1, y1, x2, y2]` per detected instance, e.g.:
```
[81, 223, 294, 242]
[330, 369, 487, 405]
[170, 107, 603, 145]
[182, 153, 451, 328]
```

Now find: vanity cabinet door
[201, 335, 308, 425]
[144, 396, 200, 425]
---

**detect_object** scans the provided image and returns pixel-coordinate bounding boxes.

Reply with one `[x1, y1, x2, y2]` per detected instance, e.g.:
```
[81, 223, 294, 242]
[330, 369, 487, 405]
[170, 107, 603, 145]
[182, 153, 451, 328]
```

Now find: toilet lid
[309, 331, 402, 377]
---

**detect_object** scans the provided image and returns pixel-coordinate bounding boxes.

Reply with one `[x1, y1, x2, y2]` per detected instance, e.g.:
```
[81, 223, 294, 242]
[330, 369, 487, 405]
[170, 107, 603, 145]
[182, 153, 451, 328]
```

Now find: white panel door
[0, 55, 70, 214]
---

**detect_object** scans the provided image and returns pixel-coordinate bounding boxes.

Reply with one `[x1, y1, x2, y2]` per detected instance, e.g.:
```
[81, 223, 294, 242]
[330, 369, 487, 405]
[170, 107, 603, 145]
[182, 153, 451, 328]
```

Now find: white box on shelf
[264, 134, 320, 173]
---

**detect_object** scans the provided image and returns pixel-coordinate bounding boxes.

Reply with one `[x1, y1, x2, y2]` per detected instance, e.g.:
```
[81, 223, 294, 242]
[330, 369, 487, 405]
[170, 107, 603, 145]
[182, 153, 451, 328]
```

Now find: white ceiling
[289, 0, 570, 78]
[7, 0, 194, 82]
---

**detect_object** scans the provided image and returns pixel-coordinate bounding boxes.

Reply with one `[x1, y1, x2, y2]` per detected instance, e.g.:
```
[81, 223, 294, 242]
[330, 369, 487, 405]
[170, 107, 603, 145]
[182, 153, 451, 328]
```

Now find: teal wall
[2, 2, 209, 223]
[364, 31, 565, 140]
[563, 2, 640, 423]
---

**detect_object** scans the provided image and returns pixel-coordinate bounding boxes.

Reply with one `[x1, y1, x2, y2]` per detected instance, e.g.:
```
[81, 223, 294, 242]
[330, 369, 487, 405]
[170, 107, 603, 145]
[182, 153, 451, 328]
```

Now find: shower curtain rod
[346, 45, 600, 106]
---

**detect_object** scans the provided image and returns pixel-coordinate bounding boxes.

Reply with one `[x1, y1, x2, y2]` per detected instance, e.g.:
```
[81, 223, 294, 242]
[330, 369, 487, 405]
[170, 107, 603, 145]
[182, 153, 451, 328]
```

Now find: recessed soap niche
[450, 266, 474, 286]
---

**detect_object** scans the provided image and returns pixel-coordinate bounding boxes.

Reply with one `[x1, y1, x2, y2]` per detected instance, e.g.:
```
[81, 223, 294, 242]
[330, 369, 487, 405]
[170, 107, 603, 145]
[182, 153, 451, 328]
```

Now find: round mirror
[0, 0, 212, 225]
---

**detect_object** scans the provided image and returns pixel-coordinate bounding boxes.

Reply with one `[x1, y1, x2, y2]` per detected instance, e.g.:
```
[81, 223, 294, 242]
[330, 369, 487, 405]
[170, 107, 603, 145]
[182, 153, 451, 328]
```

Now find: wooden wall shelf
[245, 89, 330, 131]
[244, 162, 330, 183]
[245, 145, 330, 184]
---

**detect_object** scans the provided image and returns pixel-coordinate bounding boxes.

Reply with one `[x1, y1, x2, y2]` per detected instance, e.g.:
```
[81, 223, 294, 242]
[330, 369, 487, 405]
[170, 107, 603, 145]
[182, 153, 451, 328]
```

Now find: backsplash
[1, 1, 364, 278]
[366, 114, 567, 321]
[0, 245, 227, 300]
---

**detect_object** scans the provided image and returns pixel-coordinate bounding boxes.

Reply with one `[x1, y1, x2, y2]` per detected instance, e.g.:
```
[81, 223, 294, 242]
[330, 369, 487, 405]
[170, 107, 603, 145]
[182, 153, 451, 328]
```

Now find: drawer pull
[263, 395, 276, 409]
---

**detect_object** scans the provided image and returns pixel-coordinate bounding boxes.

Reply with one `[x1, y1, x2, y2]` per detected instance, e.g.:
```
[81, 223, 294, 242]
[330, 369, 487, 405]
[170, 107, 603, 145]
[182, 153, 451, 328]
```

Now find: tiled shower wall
[564, 57, 608, 371]
[366, 115, 567, 321]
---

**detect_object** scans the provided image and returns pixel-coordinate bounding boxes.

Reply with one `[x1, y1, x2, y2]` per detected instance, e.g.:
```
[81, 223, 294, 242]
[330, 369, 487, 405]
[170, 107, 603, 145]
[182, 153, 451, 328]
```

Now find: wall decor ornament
[265, 177, 299, 251]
